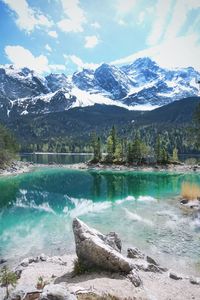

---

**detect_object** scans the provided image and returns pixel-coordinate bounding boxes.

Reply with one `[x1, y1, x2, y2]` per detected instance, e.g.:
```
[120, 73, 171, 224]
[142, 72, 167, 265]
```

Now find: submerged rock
[0, 258, 7, 264]
[72, 218, 133, 274]
[39, 284, 77, 300]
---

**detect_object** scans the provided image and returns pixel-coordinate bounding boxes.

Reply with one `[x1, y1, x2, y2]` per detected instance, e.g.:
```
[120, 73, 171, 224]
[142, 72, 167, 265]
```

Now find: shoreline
[0, 160, 200, 177]
[1, 219, 200, 300]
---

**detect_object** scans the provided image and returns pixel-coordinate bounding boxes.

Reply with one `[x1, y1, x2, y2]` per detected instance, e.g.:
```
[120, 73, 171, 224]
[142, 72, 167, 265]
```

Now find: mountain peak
[131, 57, 159, 68]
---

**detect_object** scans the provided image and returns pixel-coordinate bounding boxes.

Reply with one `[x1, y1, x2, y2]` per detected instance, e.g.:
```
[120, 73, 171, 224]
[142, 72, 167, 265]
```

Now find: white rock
[72, 218, 134, 274]
[39, 284, 77, 300]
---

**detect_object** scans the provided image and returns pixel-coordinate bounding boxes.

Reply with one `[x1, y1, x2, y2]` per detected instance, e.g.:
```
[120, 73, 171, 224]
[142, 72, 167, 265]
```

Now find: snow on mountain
[0, 57, 199, 120]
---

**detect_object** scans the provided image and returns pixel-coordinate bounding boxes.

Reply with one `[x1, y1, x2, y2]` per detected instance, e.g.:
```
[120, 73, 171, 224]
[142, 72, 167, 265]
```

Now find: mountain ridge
[0, 57, 199, 121]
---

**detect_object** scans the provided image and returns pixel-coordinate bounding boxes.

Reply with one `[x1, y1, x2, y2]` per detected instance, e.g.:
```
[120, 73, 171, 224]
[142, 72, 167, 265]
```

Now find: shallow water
[0, 168, 200, 275]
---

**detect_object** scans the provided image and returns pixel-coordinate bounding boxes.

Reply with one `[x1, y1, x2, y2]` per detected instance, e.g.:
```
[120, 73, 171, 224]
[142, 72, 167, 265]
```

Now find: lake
[20, 153, 93, 164]
[0, 168, 200, 275]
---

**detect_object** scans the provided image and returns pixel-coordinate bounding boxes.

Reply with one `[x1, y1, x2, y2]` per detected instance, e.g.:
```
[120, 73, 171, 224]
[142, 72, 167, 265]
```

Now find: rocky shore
[0, 160, 200, 178]
[1, 219, 200, 300]
[0, 161, 34, 177]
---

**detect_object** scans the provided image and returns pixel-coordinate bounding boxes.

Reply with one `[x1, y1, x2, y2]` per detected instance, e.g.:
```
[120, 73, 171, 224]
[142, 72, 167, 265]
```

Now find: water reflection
[20, 153, 93, 165]
[0, 169, 199, 210]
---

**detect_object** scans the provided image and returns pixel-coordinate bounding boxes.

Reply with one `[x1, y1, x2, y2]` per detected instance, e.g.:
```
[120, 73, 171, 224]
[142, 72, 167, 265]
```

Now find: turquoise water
[0, 168, 200, 275]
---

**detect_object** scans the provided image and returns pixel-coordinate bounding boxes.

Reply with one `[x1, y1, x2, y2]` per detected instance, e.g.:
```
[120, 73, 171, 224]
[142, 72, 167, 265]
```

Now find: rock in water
[72, 218, 133, 273]
[39, 284, 77, 300]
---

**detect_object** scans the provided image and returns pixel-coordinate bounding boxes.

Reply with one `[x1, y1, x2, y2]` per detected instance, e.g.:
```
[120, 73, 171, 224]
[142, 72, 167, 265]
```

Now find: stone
[39, 284, 77, 300]
[40, 253, 48, 261]
[72, 218, 134, 273]
[105, 232, 122, 252]
[146, 256, 159, 266]
[20, 258, 29, 267]
[127, 270, 142, 287]
[145, 264, 167, 273]
[0, 258, 7, 264]
[10, 290, 41, 300]
[180, 199, 200, 209]
[127, 247, 145, 259]
[169, 272, 182, 280]
[28, 257, 35, 264]
[134, 261, 166, 274]
[190, 277, 200, 285]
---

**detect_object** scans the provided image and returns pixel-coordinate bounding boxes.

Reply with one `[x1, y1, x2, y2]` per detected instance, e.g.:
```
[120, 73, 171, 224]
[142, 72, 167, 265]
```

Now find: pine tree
[155, 135, 162, 163]
[91, 133, 102, 163]
[105, 126, 118, 163]
[106, 135, 113, 162]
[0, 266, 18, 298]
[114, 140, 123, 163]
[172, 147, 178, 162]
[127, 142, 133, 164]
[111, 126, 117, 155]
[96, 137, 102, 161]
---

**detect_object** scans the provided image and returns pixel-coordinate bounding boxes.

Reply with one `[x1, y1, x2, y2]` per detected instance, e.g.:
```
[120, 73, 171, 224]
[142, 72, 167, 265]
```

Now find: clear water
[20, 153, 93, 164]
[0, 168, 200, 275]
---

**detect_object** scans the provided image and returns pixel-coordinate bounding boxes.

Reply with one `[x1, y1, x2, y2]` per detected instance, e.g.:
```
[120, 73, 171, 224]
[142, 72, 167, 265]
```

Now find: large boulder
[72, 218, 133, 273]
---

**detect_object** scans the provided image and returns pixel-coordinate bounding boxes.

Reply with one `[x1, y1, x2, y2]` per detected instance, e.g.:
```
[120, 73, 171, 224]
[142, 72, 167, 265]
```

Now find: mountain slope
[0, 58, 199, 120]
[5, 97, 200, 152]
[138, 96, 200, 124]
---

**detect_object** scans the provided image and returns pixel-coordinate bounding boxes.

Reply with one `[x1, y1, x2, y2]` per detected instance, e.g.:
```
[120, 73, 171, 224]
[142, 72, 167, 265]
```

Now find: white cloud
[3, 0, 53, 33]
[115, 0, 137, 26]
[84, 35, 99, 48]
[49, 64, 66, 72]
[91, 22, 101, 29]
[57, 0, 86, 33]
[48, 30, 58, 38]
[45, 44, 52, 52]
[118, 19, 127, 26]
[147, 0, 172, 45]
[165, 0, 200, 40]
[115, 0, 137, 16]
[65, 54, 99, 70]
[137, 11, 145, 25]
[111, 34, 200, 72]
[5, 45, 65, 73]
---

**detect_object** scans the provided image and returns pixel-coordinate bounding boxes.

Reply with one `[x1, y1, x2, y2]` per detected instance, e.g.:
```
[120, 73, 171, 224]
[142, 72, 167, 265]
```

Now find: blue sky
[0, 0, 200, 74]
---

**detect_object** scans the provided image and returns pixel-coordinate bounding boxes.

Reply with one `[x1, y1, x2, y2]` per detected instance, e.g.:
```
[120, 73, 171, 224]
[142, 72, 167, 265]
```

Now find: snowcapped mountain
[0, 57, 199, 120]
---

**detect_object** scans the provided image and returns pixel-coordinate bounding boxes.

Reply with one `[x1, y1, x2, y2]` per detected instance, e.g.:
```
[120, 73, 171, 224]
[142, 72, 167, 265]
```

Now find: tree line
[0, 124, 19, 167]
[91, 126, 179, 165]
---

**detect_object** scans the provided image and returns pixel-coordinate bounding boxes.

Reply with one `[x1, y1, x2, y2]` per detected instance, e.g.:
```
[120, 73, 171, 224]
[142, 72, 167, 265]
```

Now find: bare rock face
[72, 218, 133, 274]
